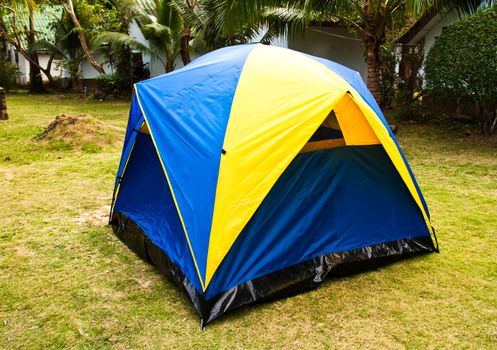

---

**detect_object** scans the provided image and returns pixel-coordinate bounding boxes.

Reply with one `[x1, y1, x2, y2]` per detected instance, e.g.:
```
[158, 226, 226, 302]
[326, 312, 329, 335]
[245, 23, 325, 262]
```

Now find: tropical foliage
[94, 0, 287, 74]
[425, 4, 497, 134]
[0, 0, 52, 91]
[262, 0, 487, 104]
[33, 0, 108, 89]
[0, 55, 18, 90]
[95, 0, 184, 73]
[0, 0, 491, 103]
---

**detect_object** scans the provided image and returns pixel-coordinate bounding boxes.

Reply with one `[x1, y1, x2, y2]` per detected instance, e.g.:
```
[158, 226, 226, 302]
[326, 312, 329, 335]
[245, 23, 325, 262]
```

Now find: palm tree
[95, 0, 285, 74]
[95, 0, 184, 73]
[195, 0, 487, 103]
[173, 0, 286, 52]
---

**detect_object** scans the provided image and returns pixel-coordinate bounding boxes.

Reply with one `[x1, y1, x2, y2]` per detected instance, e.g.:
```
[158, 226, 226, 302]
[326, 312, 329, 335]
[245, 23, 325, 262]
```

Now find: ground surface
[0, 93, 496, 349]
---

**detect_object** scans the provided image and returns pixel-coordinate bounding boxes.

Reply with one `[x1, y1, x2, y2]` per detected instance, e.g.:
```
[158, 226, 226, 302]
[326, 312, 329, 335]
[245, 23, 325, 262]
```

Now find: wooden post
[0, 87, 7, 120]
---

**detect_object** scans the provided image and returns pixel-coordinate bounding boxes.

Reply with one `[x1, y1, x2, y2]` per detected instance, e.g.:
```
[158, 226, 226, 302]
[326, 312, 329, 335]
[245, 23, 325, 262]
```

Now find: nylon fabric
[307, 55, 431, 226]
[111, 93, 144, 215]
[308, 55, 431, 219]
[206, 145, 430, 298]
[333, 93, 380, 145]
[113, 93, 143, 191]
[205, 44, 350, 287]
[111, 44, 435, 298]
[114, 133, 203, 292]
[345, 91, 431, 225]
[134, 44, 256, 286]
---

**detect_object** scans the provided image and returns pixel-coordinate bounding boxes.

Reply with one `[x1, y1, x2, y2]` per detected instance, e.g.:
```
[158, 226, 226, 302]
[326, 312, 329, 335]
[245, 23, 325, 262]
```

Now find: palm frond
[171, 0, 205, 32]
[93, 31, 167, 68]
[141, 21, 174, 42]
[406, 0, 490, 16]
[155, 0, 183, 34]
[28, 39, 67, 58]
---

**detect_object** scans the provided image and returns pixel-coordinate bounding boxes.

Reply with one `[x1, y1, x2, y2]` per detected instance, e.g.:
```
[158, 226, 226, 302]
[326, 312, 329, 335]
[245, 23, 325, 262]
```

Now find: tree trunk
[365, 39, 381, 105]
[180, 0, 195, 66]
[0, 17, 7, 59]
[65, 0, 106, 75]
[165, 61, 174, 73]
[0, 87, 8, 120]
[361, 1, 384, 106]
[28, 10, 44, 93]
[180, 34, 191, 66]
[68, 60, 82, 92]
[42, 54, 56, 89]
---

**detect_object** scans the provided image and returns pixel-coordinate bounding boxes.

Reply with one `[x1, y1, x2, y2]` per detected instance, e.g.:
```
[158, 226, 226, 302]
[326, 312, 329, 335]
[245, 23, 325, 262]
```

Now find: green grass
[0, 92, 496, 349]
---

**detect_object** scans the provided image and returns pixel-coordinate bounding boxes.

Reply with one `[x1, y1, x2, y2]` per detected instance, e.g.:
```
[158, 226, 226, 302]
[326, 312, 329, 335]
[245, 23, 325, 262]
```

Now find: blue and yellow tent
[110, 44, 437, 325]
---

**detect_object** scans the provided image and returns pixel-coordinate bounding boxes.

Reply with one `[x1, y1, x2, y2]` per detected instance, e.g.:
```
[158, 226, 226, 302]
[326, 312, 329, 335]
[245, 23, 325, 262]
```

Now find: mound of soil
[35, 114, 123, 152]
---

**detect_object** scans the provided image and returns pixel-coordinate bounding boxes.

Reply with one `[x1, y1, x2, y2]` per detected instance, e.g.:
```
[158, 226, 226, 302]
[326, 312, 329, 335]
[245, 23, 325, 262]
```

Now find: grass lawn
[0, 92, 496, 349]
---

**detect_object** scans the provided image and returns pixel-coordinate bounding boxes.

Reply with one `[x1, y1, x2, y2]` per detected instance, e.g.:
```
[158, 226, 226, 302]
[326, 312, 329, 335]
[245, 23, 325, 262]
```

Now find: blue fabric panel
[134, 44, 256, 280]
[114, 133, 202, 292]
[207, 145, 430, 298]
[124, 92, 143, 148]
[113, 93, 143, 191]
[309, 55, 430, 218]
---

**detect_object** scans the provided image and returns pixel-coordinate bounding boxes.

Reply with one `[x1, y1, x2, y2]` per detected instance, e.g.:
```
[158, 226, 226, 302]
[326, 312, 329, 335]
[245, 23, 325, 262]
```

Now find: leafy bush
[379, 45, 397, 108]
[95, 73, 131, 98]
[425, 5, 497, 120]
[0, 56, 18, 91]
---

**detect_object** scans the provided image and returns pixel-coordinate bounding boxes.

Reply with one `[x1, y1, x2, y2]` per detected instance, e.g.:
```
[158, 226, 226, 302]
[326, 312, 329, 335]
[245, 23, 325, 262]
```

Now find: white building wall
[288, 26, 367, 81]
[128, 21, 162, 77]
[6, 44, 64, 85]
[79, 57, 112, 79]
[422, 11, 460, 61]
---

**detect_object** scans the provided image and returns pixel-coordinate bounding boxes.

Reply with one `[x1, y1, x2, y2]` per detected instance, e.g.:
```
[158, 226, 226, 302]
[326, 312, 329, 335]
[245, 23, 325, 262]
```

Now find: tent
[110, 44, 438, 326]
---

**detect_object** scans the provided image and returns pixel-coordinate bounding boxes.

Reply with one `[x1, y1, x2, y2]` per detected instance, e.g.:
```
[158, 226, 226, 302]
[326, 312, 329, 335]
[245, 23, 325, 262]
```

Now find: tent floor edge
[111, 212, 435, 325]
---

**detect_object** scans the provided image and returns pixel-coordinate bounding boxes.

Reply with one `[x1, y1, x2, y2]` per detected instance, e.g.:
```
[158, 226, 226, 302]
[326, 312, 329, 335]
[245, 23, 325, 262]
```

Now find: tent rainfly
[110, 44, 438, 327]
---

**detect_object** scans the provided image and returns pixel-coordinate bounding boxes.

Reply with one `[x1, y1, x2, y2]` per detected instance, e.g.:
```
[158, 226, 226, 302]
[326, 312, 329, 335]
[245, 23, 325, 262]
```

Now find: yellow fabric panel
[347, 91, 432, 227]
[138, 121, 150, 134]
[205, 45, 349, 288]
[134, 87, 206, 291]
[334, 94, 380, 145]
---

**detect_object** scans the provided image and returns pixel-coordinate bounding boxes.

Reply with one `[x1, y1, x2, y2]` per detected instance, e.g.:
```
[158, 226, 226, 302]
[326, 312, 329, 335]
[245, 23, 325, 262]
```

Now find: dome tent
[110, 44, 438, 326]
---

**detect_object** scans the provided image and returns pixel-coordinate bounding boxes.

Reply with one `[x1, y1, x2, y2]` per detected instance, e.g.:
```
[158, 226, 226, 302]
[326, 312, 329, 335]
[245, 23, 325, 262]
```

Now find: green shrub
[95, 74, 131, 99]
[81, 141, 102, 153]
[0, 56, 18, 91]
[46, 139, 74, 151]
[425, 5, 497, 112]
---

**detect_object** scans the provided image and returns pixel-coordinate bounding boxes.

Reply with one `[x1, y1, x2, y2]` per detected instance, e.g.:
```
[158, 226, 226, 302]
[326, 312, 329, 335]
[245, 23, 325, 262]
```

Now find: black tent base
[111, 212, 436, 327]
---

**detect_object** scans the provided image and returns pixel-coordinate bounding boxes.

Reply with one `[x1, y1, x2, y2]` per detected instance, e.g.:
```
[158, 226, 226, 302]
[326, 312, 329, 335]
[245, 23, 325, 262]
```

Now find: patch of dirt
[0, 169, 14, 181]
[133, 278, 153, 290]
[34, 114, 123, 151]
[73, 205, 111, 226]
[15, 246, 36, 257]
